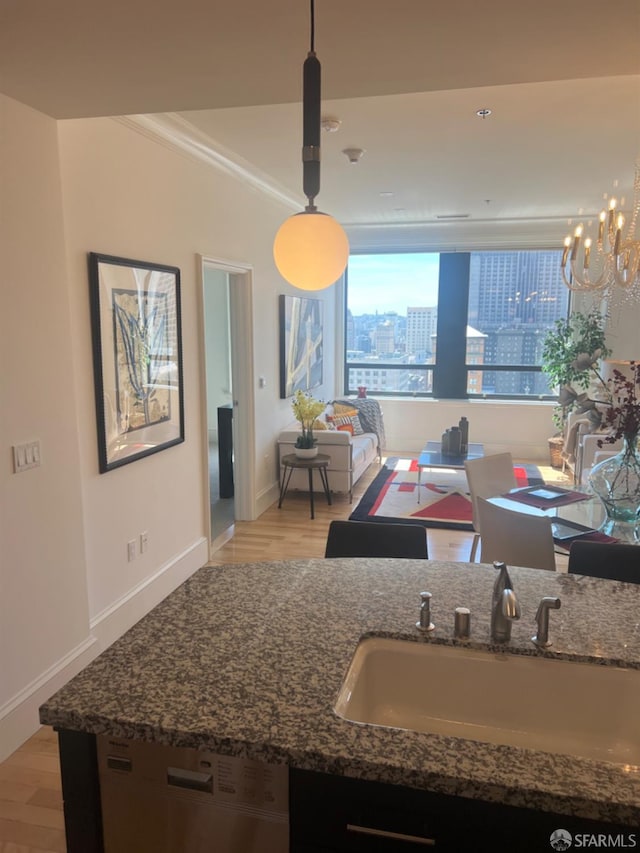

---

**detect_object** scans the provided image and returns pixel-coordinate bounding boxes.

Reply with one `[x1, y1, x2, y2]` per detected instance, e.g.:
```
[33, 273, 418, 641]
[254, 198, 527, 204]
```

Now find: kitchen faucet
[491, 561, 521, 642]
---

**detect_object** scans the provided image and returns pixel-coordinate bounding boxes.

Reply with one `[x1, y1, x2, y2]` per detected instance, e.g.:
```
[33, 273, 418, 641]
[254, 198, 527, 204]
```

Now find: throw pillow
[336, 423, 354, 435]
[329, 413, 364, 435]
[350, 414, 365, 435]
[332, 402, 358, 416]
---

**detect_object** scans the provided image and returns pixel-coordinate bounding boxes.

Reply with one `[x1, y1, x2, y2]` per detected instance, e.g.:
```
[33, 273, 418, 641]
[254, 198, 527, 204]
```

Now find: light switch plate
[13, 440, 41, 473]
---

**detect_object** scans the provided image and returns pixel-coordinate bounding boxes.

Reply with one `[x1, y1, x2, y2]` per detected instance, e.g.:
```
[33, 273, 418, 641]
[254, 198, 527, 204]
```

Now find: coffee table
[416, 441, 484, 503]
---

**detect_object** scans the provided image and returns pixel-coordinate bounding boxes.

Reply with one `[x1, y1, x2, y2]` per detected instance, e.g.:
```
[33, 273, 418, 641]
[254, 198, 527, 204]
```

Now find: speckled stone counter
[40, 559, 640, 827]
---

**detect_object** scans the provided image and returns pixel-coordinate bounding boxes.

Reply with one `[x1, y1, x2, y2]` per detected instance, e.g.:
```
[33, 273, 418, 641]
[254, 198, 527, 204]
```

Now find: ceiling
[2, 0, 640, 243]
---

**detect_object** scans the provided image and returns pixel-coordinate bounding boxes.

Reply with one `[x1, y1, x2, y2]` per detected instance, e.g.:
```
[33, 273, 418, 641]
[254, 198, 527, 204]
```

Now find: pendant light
[273, 0, 349, 291]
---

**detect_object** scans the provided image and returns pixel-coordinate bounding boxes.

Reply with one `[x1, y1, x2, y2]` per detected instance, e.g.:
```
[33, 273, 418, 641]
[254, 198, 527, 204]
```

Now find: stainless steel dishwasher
[96, 735, 289, 852]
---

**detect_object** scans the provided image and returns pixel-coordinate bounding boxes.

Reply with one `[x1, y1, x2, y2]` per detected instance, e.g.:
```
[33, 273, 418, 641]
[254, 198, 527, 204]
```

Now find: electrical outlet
[140, 531, 148, 553]
[127, 540, 136, 562]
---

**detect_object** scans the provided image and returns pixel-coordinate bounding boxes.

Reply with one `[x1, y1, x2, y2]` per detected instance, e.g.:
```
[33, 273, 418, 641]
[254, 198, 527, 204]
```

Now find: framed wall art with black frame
[279, 293, 323, 398]
[88, 252, 185, 473]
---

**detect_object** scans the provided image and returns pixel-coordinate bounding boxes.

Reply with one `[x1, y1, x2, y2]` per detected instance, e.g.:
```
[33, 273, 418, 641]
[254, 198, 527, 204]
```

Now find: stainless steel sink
[334, 637, 640, 764]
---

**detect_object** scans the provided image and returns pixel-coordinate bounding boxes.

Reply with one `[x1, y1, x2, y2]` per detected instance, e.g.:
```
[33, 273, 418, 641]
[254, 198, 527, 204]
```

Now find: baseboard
[0, 537, 209, 762]
[0, 635, 97, 763]
[256, 481, 280, 518]
[90, 537, 209, 655]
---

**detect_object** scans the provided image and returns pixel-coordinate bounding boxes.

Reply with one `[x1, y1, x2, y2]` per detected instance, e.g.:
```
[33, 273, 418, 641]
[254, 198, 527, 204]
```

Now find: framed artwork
[88, 253, 185, 473]
[279, 294, 323, 398]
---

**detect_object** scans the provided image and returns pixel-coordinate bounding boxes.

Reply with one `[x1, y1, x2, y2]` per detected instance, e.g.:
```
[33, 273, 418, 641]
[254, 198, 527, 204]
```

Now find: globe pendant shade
[274, 210, 349, 291]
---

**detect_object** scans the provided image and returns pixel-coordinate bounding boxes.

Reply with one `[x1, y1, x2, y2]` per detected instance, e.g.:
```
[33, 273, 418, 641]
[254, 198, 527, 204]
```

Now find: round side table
[278, 453, 332, 519]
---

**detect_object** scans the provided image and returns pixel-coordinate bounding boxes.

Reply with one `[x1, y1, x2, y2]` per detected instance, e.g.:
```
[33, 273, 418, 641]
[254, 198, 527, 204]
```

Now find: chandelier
[561, 159, 640, 300]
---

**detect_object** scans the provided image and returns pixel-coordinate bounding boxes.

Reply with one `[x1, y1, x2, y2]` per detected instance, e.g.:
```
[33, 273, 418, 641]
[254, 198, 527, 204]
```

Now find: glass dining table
[489, 486, 640, 553]
[488, 487, 611, 552]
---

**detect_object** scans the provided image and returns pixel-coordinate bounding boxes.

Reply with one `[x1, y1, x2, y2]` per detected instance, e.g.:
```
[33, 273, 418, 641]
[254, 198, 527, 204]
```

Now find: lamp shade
[273, 210, 349, 291]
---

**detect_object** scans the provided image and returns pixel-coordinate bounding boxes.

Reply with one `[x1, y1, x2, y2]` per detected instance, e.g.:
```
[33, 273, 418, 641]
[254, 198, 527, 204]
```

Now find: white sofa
[277, 427, 378, 501]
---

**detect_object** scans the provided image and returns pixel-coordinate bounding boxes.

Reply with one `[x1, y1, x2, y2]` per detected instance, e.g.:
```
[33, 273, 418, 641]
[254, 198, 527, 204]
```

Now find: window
[345, 250, 569, 398]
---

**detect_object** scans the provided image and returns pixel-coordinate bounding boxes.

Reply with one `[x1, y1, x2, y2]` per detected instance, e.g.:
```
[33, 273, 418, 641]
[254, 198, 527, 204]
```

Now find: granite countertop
[40, 559, 640, 826]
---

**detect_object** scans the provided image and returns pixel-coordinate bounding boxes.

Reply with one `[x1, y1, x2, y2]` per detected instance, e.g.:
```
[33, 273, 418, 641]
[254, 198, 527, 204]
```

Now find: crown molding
[346, 217, 567, 253]
[116, 113, 301, 212]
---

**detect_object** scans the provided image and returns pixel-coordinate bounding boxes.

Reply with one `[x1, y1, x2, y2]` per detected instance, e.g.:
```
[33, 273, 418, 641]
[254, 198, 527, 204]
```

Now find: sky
[347, 253, 440, 315]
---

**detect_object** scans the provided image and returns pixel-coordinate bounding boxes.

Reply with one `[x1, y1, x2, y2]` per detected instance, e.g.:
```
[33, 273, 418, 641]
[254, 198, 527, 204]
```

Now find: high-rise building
[406, 306, 437, 360]
[468, 250, 568, 330]
[346, 309, 355, 351]
[467, 250, 568, 393]
[374, 320, 396, 355]
[492, 328, 548, 394]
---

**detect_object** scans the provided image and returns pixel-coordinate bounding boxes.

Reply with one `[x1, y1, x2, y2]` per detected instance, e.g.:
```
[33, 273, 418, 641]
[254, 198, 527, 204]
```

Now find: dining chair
[568, 540, 640, 583]
[475, 497, 556, 571]
[464, 453, 517, 562]
[324, 520, 428, 559]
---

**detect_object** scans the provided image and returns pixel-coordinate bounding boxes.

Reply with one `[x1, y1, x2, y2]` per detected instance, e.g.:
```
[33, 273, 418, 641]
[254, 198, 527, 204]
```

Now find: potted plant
[291, 389, 326, 457]
[541, 308, 611, 466]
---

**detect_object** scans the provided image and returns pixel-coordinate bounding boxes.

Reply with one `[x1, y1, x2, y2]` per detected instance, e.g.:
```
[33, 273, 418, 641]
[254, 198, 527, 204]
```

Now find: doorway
[203, 266, 234, 539]
[200, 257, 256, 551]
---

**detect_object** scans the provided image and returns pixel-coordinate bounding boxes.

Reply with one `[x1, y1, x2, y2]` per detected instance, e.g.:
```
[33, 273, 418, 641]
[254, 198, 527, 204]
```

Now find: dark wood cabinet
[58, 730, 103, 853]
[289, 768, 637, 852]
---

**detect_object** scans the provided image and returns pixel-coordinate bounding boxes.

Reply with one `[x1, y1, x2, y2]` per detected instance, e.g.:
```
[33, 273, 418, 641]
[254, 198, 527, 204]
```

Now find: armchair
[562, 410, 622, 486]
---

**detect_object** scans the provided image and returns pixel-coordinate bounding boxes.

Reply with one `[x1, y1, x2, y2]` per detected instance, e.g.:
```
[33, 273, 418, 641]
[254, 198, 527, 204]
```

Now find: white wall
[380, 399, 555, 461]
[605, 290, 640, 362]
[0, 96, 93, 757]
[0, 102, 342, 759]
[56, 115, 337, 623]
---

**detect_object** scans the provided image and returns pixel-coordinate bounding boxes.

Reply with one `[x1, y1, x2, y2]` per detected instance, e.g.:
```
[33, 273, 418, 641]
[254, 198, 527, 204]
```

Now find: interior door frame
[198, 255, 256, 550]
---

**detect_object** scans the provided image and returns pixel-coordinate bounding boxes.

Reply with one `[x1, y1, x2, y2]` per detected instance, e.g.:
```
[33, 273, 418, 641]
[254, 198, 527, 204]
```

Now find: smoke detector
[321, 117, 342, 132]
[342, 147, 365, 164]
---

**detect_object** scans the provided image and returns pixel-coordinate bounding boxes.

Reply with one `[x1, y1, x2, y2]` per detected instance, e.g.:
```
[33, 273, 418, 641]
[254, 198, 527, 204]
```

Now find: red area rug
[350, 457, 544, 531]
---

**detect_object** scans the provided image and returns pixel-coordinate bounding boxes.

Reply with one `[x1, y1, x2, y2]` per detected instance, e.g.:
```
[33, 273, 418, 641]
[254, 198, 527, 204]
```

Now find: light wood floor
[0, 454, 569, 852]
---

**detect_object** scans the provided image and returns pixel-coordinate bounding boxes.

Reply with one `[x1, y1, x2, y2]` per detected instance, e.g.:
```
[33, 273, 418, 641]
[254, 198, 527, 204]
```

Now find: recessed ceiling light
[476, 108, 492, 119]
[379, 191, 394, 197]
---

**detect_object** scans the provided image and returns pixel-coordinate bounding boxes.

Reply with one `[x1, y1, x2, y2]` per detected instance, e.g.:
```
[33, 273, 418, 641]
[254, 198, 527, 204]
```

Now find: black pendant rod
[302, 0, 321, 210]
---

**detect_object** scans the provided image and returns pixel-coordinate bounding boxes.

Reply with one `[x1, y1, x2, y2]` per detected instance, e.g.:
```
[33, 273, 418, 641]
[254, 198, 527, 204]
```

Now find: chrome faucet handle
[532, 596, 561, 648]
[416, 591, 435, 632]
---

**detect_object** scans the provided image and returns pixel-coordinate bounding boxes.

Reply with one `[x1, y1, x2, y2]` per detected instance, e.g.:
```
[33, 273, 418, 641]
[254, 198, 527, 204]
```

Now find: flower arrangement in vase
[588, 361, 640, 542]
[291, 389, 326, 458]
